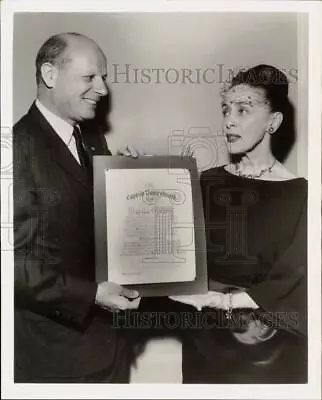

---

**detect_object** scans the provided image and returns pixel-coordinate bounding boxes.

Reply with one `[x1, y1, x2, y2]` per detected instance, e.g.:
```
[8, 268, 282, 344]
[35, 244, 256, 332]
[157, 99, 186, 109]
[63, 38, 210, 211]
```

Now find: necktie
[72, 126, 93, 180]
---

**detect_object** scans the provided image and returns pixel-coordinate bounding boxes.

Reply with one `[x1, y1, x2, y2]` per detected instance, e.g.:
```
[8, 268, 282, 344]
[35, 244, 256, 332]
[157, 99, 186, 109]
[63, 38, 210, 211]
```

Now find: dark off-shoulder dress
[182, 166, 308, 383]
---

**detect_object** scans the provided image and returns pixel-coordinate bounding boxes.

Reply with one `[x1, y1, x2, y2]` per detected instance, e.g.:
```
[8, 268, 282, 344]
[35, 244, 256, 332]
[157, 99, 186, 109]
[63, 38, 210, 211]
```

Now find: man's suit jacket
[13, 103, 129, 382]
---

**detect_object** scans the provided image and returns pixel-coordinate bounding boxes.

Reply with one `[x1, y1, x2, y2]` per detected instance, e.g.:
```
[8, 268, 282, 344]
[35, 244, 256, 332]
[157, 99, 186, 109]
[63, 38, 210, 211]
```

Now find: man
[13, 32, 140, 383]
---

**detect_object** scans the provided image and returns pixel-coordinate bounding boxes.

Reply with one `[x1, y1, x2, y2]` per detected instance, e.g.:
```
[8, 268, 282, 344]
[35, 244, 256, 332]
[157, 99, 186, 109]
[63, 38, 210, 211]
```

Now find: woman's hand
[232, 291, 259, 309]
[169, 290, 259, 311]
[169, 291, 229, 311]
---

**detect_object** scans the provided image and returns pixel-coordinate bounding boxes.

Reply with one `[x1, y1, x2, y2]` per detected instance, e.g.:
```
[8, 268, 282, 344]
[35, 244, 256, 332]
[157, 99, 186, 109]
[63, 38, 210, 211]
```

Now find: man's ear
[267, 111, 283, 135]
[40, 62, 59, 88]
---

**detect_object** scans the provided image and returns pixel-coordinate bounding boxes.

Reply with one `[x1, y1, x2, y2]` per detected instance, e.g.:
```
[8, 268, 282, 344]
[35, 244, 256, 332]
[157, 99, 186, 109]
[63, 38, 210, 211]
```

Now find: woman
[171, 64, 307, 383]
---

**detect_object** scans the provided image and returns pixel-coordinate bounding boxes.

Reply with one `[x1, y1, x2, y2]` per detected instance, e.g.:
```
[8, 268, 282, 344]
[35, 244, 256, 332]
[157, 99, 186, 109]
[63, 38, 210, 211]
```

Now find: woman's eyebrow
[226, 98, 259, 107]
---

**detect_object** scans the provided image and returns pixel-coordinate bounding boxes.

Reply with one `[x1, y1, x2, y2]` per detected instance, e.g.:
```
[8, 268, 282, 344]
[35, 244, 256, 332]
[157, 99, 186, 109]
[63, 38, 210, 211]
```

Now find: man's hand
[116, 144, 148, 158]
[95, 281, 141, 312]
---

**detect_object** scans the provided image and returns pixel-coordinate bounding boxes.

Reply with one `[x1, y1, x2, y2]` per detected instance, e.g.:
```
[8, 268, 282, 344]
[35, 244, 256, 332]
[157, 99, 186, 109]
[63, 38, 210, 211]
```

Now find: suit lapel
[28, 103, 92, 192]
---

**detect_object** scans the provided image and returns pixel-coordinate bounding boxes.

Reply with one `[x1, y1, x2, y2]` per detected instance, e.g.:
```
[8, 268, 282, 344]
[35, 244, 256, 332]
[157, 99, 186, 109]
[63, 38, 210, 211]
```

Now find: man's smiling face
[52, 37, 108, 125]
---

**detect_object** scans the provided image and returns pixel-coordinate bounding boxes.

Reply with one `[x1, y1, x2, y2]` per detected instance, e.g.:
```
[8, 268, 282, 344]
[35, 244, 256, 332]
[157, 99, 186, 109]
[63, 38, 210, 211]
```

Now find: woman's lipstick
[226, 134, 241, 143]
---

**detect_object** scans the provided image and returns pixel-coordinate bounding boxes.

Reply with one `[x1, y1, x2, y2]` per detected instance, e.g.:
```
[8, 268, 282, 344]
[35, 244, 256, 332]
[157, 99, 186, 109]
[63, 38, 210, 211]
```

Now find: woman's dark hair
[228, 64, 296, 162]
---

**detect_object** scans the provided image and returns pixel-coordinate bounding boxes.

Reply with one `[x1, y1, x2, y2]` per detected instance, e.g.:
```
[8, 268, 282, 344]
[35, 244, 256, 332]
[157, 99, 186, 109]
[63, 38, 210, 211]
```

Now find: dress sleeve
[247, 197, 307, 337]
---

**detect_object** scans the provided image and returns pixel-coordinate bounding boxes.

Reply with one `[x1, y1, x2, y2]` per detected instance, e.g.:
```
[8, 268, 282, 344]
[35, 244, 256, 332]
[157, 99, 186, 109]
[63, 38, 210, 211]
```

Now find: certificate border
[93, 155, 208, 296]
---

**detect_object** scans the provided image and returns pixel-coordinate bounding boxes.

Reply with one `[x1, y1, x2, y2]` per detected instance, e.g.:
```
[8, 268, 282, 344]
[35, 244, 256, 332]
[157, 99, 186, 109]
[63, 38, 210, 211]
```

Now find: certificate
[93, 156, 207, 296]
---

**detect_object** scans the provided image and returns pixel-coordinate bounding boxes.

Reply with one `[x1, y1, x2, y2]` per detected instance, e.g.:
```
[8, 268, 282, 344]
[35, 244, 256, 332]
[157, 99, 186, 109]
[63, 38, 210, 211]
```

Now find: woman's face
[221, 84, 272, 154]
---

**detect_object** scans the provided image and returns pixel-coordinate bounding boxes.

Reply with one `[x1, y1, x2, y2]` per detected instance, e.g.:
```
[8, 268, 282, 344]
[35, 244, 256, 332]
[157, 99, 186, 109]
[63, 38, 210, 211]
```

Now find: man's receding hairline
[58, 33, 105, 65]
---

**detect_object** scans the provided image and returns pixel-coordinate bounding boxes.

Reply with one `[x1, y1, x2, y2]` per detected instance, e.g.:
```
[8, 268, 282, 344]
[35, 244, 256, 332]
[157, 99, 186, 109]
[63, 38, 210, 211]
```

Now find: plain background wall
[13, 12, 306, 175]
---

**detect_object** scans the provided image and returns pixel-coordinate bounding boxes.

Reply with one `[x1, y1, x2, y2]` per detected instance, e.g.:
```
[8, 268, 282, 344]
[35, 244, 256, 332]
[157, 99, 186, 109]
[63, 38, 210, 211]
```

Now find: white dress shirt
[35, 99, 81, 164]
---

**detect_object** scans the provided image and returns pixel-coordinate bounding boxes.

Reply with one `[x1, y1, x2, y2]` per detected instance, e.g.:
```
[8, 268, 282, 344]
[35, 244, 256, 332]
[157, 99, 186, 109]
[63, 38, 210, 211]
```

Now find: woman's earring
[267, 126, 274, 134]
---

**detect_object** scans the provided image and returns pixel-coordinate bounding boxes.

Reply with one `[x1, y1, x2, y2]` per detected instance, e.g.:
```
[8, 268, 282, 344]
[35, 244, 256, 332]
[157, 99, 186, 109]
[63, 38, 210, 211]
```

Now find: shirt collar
[35, 99, 74, 146]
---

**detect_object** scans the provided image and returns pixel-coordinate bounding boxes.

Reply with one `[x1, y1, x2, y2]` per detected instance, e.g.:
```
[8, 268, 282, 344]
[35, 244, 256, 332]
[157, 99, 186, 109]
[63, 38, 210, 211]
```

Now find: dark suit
[13, 103, 130, 382]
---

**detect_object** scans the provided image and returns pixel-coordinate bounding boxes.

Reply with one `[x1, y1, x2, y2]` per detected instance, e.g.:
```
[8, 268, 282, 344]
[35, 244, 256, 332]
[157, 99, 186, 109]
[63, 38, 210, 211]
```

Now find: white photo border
[1, 1, 321, 399]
